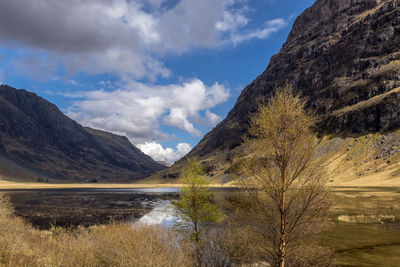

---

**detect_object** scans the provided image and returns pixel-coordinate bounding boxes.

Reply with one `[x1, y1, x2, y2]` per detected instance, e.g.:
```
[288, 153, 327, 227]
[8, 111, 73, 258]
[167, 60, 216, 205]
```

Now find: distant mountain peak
[157, 161, 173, 168]
[0, 84, 165, 182]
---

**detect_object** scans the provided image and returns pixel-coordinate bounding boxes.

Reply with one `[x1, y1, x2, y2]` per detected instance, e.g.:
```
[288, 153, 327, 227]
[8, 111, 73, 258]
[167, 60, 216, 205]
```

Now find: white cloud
[214, 6, 287, 45]
[137, 142, 192, 163]
[229, 18, 288, 44]
[215, 10, 249, 32]
[67, 78, 230, 143]
[0, 0, 287, 80]
[164, 108, 202, 136]
[205, 110, 222, 126]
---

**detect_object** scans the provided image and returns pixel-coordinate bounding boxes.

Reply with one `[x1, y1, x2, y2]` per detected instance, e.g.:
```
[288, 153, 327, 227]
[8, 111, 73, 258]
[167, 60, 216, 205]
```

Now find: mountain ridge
[0, 84, 165, 182]
[143, 0, 400, 185]
[187, 0, 400, 159]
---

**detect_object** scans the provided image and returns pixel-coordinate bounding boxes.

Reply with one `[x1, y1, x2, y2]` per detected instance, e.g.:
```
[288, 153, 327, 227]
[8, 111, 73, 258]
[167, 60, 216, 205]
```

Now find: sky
[0, 0, 315, 163]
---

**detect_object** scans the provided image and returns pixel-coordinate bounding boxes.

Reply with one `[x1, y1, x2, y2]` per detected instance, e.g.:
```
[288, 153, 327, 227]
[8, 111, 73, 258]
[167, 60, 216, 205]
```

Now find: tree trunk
[194, 221, 199, 242]
[192, 188, 201, 265]
[279, 168, 287, 267]
[194, 221, 202, 266]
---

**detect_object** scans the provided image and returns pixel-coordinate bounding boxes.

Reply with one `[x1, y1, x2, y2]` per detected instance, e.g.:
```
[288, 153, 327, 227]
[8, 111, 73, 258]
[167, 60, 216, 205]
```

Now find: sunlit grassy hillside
[147, 129, 400, 187]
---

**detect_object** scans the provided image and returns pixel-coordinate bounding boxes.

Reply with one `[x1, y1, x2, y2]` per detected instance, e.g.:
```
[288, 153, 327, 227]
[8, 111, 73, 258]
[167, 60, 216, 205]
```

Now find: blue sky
[0, 0, 315, 162]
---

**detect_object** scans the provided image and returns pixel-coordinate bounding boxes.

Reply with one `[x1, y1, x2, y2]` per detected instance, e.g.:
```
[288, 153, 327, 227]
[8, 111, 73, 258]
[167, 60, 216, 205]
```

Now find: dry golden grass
[350, 79, 370, 88]
[317, 132, 400, 187]
[0, 195, 191, 267]
[42, 224, 189, 267]
[145, 129, 400, 188]
[375, 59, 400, 76]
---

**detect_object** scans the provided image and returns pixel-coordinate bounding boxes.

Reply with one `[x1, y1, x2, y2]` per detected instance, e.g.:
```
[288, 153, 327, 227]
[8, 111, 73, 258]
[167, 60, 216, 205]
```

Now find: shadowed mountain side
[0, 84, 165, 182]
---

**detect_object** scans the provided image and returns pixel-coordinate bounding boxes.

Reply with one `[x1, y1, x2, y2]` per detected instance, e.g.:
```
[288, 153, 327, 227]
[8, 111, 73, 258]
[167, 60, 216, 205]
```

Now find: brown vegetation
[0, 195, 190, 267]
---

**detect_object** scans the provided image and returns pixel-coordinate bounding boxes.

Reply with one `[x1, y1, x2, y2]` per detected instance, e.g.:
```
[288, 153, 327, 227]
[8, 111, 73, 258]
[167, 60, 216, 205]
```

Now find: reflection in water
[93, 188, 181, 193]
[0, 189, 180, 229]
[1, 187, 399, 230]
[135, 200, 177, 227]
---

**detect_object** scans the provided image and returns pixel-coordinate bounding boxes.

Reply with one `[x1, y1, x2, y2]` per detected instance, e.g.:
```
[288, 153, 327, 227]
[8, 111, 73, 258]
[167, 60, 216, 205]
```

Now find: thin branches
[234, 83, 333, 266]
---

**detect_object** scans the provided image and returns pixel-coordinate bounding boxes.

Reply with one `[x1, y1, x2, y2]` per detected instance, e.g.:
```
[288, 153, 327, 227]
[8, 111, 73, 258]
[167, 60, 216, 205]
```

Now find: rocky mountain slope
[154, 0, 400, 185]
[189, 0, 400, 158]
[0, 85, 165, 182]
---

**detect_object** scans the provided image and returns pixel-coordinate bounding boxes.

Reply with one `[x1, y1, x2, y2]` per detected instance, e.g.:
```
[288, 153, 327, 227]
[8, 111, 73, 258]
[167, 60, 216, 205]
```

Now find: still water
[2, 187, 400, 265]
[1, 187, 399, 229]
[0, 188, 184, 229]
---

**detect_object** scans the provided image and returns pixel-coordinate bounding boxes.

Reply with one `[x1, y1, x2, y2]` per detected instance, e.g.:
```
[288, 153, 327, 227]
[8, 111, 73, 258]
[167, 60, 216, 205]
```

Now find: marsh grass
[318, 223, 400, 266]
[318, 189, 400, 266]
[0, 195, 191, 267]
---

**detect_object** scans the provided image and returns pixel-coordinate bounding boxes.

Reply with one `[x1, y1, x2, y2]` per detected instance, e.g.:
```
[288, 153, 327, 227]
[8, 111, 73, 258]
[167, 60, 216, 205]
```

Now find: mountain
[189, 0, 400, 157]
[156, 161, 173, 168]
[0, 84, 165, 182]
[153, 0, 400, 186]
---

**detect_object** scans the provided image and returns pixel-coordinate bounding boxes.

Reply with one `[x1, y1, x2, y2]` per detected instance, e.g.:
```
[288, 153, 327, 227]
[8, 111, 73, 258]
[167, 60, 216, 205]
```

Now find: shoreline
[0, 180, 399, 191]
[0, 181, 234, 190]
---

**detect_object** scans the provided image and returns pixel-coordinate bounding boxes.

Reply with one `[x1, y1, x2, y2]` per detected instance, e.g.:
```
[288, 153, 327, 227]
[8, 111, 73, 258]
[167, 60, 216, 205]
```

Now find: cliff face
[188, 0, 400, 158]
[0, 85, 165, 182]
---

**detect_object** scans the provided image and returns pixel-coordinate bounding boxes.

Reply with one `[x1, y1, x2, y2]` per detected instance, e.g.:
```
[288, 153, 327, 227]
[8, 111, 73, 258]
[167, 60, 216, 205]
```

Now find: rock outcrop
[0, 85, 165, 182]
[188, 0, 400, 158]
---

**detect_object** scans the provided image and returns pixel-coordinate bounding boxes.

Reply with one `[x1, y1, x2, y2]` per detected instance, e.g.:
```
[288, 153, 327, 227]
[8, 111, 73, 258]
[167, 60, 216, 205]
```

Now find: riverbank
[0, 180, 236, 190]
[1, 179, 400, 191]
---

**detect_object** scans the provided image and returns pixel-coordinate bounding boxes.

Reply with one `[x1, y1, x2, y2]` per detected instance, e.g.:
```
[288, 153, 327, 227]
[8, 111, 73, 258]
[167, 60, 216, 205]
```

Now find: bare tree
[234, 83, 333, 266]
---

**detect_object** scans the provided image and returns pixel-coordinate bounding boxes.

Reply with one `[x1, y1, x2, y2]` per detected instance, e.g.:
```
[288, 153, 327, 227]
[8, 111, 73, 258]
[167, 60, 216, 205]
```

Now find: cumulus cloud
[67, 78, 229, 143]
[215, 9, 249, 32]
[205, 110, 222, 126]
[0, 0, 288, 156]
[0, 0, 287, 80]
[137, 142, 192, 163]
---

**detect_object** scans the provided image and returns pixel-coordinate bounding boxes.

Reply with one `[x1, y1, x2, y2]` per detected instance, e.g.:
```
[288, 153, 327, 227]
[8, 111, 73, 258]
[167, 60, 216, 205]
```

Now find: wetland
[1, 186, 400, 266]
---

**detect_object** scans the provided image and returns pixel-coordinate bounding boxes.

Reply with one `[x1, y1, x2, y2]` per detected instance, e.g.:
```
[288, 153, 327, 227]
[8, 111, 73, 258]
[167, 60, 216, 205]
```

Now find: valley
[0, 0, 400, 265]
[0, 187, 399, 266]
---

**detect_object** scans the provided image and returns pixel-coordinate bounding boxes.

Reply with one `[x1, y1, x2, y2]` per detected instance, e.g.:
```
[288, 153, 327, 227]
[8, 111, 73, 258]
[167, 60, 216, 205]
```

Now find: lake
[0, 188, 183, 229]
[0, 187, 237, 229]
[1, 187, 400, 228]
[1, 187, 400, 265]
